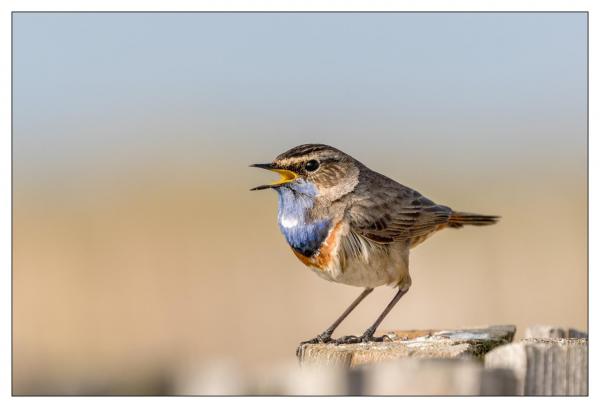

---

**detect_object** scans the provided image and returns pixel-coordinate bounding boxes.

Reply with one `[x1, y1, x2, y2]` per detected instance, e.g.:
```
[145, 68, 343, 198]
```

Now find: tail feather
[447, 211, 500, 228]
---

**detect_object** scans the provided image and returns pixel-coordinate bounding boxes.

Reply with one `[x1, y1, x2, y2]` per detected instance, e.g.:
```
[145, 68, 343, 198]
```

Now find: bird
[250, 144, 498, 353]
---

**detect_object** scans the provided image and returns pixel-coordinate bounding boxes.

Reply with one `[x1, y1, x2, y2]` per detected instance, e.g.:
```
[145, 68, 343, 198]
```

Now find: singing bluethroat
[251, 144, 498, 352]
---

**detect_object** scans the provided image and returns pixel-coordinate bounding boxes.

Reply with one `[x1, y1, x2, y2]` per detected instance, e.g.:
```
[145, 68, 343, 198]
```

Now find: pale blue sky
[13, 12, 587, 185]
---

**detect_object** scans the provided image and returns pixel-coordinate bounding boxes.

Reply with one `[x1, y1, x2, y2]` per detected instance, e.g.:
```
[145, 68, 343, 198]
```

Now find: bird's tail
[447, 211, 500, 228]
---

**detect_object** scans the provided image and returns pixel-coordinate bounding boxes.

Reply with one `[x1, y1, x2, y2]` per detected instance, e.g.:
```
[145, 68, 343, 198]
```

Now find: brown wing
[348, 175, 452, 244]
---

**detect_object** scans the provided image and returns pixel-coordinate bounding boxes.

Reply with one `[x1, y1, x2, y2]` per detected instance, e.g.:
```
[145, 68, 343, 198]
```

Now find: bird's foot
[296, 333, 333, 357]
[333, 331, 391, 345]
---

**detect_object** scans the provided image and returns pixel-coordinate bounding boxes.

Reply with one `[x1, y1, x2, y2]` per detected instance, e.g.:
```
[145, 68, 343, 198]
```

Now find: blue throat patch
[276, 181, 331, 257]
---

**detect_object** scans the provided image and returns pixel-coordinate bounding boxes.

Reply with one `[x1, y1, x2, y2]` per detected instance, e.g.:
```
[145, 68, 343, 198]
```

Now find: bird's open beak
[250, 163, 299, 191]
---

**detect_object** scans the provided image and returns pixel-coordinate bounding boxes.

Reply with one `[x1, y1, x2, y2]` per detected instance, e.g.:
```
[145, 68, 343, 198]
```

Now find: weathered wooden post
[297, 325, 516, 367]
[485, 326, 588, 395]
[295, 325, 519, 395]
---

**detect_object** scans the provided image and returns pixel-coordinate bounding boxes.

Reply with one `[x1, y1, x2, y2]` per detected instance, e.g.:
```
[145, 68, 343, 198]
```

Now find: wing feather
[348, 174, 451, 243]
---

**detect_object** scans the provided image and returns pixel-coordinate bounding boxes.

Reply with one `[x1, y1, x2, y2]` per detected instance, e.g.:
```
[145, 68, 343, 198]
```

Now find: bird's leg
[296, 288, 373, 356]
[335, 286, 409, 344]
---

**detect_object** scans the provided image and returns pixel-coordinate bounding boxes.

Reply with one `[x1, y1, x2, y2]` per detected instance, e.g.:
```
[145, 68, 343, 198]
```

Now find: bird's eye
[304, 160, 320, 172]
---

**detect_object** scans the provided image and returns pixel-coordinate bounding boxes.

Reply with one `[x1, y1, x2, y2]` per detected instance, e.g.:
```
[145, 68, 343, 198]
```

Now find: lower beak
[250, 163, 299, 191]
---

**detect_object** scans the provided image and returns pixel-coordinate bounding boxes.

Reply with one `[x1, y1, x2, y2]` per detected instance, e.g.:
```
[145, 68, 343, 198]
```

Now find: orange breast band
[292, 221, 343, 270]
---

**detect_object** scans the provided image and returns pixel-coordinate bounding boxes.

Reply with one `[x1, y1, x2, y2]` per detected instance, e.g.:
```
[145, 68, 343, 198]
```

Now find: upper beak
[250, 163, 299, 191]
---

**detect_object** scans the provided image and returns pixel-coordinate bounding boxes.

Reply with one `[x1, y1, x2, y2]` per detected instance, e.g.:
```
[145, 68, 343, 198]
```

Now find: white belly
[310, 226, 411, 289]
[335, 250, 407, 287]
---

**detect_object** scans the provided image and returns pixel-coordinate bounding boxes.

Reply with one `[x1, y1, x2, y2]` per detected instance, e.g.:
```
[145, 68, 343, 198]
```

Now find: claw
[297, 331, 393, 357]
[333, 332, 392, 345]
[371, 334, 392, 342]
[334, 335, 361, 344]
[296, 333, 333, 357]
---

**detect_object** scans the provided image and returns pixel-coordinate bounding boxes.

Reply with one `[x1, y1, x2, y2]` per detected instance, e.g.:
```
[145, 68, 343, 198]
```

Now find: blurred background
[12, 12, 587, 394]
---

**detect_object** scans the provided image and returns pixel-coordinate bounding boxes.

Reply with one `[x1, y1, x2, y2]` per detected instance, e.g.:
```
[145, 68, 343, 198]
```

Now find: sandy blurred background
[12, 12, 587, 394]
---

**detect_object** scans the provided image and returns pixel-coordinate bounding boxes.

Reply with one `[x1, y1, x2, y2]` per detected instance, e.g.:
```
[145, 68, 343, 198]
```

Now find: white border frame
[1, 1, 595, 406]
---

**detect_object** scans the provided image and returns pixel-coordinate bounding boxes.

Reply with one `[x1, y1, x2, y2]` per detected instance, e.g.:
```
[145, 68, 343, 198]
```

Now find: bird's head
[251, 144, 360, 201]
